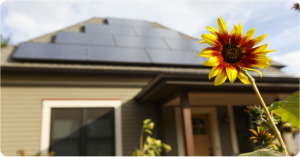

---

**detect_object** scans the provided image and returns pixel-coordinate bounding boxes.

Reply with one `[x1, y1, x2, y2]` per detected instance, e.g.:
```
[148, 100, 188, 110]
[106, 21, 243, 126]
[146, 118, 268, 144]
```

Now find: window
[40, 99, 122, 156]
[50, 108, 115, 156]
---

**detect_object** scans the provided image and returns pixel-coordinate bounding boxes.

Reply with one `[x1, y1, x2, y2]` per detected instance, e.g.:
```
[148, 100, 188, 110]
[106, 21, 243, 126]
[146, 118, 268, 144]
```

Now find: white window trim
[40, 99, 122, 156]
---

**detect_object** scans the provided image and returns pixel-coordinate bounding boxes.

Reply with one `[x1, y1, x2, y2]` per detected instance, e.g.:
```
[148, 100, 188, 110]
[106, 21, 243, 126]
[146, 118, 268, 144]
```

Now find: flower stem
[240, 67, 288, 155]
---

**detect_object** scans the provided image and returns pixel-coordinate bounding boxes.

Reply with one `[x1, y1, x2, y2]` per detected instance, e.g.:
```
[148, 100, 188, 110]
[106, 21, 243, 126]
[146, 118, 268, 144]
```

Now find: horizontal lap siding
[1, 76, 156, 156]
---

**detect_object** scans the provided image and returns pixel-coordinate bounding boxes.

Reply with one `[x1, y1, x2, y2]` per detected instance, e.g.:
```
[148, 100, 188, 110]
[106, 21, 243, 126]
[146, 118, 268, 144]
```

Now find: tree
[1, 34, 11, 48]
[292, 3, 299, 11]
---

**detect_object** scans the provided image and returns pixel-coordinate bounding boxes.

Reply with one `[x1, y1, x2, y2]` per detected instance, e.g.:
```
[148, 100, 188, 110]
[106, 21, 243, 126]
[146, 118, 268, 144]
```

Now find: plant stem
[240, 68, 288, 155]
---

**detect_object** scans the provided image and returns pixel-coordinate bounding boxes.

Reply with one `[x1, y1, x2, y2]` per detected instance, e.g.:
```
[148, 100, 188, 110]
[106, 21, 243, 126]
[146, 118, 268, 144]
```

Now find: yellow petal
[199, 40, 206, 44]
[235, 22, 243, 38]
[253, 43, 268, 53]
[226, 66, 237, 83]
[201, 34, 218, 47]
[203, 56, 220, 67]
[272, 143, 278, 149]
[257, 126, 261, 135]
[249, 129, 258, 136]
[214, 68, 227, 86]
[209, 66, 221, 80]
[259, 49, 276, 56]
[217, 16, 228, 36]
[242, 28, 256, 43]
[249, 136, 257, 140]
[237, 71, 250, 84]
[251, 62, 270, 68]
[230, 24, 236, 36]
[244, 68, 263, 78]
[253, 140, 258, 143]
[206, 26, 218, 36]
[197, 48, 216, 58]
[272, 141, 278, 144]
[250, 33, 267, 47]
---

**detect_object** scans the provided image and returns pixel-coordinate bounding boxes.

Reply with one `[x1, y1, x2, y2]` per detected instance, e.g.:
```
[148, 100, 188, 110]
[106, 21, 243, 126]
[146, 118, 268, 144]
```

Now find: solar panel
[146, 49, 206, 65]
[164, 39, 211, 51]
[134, 27, 182, 38]
[107, 17, 152, 28]
[13, 42, 86, 61]
[55, 32, 115, 46]
[114, 36, 169, 49]
[85, 23, 136, 36]
[88, 46, 151, 63]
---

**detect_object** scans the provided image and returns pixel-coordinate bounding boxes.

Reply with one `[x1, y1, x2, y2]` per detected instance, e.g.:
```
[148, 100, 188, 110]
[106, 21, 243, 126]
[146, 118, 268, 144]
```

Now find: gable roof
[1, 17, 291, 78]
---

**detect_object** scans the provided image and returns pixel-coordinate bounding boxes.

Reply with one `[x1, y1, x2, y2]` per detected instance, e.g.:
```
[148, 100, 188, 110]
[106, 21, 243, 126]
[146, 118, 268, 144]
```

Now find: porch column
[180, 91, 195, 156]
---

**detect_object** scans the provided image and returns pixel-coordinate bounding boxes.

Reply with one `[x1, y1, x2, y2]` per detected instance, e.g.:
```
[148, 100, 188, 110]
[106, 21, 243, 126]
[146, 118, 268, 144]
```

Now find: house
[1, 17, 298, 156]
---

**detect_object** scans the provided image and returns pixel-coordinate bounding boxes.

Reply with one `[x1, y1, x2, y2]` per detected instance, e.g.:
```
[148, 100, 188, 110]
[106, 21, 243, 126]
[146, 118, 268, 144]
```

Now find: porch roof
[134, 73, 299, 103]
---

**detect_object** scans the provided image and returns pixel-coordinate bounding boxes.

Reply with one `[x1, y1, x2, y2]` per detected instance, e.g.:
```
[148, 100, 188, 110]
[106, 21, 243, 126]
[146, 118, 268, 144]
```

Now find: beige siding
[1, 72, 157, 156]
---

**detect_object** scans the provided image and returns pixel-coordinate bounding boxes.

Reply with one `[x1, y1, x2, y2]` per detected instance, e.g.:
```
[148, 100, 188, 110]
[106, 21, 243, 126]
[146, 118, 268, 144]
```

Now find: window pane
[86, 108, 115, 156]
[50, 108, 81, 156]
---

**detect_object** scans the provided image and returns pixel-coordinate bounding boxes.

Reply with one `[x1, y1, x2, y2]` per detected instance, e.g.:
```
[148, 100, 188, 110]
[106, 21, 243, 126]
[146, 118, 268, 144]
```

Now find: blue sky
[1, 0, 299, 76]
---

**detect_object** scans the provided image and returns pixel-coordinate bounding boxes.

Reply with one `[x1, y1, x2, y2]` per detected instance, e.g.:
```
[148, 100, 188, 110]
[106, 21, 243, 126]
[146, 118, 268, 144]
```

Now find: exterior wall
[162, 106, 178, 156]
[216, 106, 233, 156]
[1, 71, 156, 156]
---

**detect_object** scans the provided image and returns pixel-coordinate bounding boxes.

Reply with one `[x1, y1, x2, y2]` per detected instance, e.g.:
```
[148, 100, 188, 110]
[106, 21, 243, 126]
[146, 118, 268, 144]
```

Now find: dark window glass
[233, 106, 256, 153]
[49, 108, 115, 156]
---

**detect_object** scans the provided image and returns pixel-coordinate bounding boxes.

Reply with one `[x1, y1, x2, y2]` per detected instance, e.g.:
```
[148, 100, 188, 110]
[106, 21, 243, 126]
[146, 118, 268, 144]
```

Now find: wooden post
[180, 91, 195, 156]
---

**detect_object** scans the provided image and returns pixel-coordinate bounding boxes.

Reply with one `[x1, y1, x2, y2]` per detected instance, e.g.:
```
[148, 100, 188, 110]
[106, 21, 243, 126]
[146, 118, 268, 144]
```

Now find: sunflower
[249, 126, 278, 149]
[244, 105, 263, 119]
[198, 16, 275, 86]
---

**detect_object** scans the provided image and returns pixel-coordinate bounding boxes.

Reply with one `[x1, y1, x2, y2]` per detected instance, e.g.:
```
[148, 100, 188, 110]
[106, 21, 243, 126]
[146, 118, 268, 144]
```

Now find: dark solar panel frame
[107, 17, 152, 28]
[87, 46, 152, 64]
[133, 27, 182, 38]
[55, 32, 115, 46]
[114, 35, 169, 49]
[85, 23, 136, 36]
[13, 42, 86, 61]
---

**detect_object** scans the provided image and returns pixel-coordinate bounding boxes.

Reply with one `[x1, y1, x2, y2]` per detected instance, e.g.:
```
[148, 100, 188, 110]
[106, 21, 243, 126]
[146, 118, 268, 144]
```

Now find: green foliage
[133, 119, 171, 156]
[268, 91, 299, 128]
[260, 125, 269, 131]
[1, 34, 10, 48]
[239, 149, 286, 156]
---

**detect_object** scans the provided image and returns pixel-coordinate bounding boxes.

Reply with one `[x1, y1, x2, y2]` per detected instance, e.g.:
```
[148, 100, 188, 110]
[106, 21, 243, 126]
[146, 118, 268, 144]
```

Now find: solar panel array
[13, 17, 210, 66]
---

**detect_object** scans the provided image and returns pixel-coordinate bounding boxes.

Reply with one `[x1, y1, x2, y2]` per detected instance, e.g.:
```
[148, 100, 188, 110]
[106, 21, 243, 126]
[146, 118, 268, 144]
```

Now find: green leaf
[146, 136, 153, 145]
[149, 122, 154, 129]
[273, 115, 282, 124]
[239, 149, 286, 156]
[149, 150, 155, 156]
[144, 129, 152, 135]
[144, 119, 152, 124]
[154, 149, 160, 156]
[268, 101, 285, 112]
[252, 120, 262, 124]
[260, 125, 269, 131]
[254, 145, 261, 151]
[272, 92, 299, 128]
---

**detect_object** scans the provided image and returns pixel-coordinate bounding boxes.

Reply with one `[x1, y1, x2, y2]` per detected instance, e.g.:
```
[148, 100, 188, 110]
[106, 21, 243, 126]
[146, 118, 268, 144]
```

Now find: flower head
[244, 105, 263, 119]
[198, 16, 275, 86]
[249, 126, 278, 149]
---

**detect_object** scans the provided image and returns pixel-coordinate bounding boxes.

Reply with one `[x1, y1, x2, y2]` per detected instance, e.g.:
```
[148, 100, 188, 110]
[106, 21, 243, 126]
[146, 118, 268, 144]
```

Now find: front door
[192, 114, 213, 156]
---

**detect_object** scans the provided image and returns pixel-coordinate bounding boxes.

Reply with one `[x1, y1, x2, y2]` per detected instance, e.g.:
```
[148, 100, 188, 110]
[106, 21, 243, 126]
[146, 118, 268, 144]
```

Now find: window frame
[40, 99, 122, 156]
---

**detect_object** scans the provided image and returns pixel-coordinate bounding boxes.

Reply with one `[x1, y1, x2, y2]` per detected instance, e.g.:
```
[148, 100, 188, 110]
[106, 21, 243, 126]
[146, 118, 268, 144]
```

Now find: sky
[0, 0, 299, 76]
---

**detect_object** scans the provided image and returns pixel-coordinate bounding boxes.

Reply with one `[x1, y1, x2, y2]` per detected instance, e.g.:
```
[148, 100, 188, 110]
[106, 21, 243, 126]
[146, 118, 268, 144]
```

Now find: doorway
[192, 114, 213, 156]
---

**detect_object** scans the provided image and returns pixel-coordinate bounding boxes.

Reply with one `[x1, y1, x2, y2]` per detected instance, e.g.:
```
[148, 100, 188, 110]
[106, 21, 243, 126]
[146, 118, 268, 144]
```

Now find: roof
[1, 17, 292, 78]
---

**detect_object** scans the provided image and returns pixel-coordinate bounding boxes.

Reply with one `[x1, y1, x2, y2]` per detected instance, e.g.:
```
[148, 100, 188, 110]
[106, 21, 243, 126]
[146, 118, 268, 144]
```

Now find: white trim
[40, 100, 122, 156]
[175, 107, 222, 156]
[227, 104, 239, 155]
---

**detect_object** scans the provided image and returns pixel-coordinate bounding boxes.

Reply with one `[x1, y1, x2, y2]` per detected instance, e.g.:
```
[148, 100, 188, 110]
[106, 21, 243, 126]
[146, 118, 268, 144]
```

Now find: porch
[134, 73, 299, 156]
